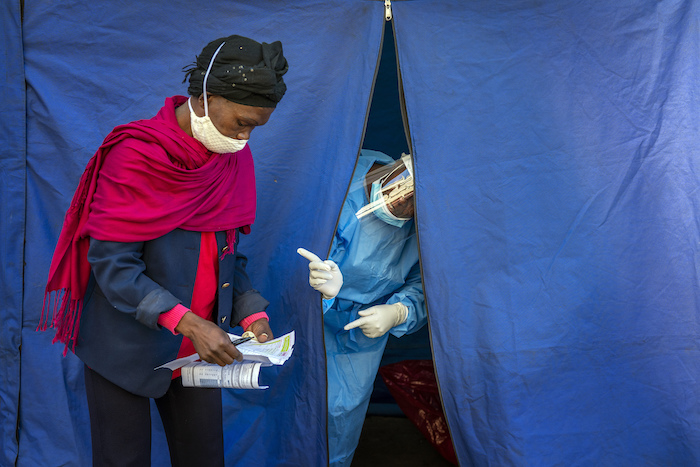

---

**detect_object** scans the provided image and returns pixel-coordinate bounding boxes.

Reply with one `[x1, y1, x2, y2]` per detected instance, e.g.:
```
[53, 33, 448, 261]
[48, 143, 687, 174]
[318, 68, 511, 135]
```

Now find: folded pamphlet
[155, 331, 295, 389]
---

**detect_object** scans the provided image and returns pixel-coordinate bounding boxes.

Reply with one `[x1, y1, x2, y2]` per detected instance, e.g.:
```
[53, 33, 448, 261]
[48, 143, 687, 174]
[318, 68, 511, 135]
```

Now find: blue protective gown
[324, 149, 427, 467]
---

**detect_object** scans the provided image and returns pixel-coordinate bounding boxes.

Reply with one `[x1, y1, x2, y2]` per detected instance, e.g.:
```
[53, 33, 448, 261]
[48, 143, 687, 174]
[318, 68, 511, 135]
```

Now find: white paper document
[155, 331, 295, 390]
[233, 330, 295, 366]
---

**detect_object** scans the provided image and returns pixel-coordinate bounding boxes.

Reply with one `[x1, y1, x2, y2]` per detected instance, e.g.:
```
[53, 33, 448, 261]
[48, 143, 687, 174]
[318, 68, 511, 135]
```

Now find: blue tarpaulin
[3, 0, 700, 465]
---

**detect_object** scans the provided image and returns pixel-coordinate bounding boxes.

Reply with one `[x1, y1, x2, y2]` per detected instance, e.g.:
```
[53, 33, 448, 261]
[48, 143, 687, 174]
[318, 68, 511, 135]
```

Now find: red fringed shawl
[39, 96, 256, 353]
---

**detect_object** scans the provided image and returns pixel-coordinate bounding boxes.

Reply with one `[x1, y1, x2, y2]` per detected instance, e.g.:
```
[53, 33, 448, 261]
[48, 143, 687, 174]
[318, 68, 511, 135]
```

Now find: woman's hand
[244, 317, 274, 343]
[175, 311, 243, 365]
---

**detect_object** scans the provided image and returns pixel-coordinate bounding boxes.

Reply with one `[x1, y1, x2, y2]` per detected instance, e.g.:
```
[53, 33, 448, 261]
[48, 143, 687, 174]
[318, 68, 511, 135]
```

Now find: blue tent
[3, 0, 700, 465]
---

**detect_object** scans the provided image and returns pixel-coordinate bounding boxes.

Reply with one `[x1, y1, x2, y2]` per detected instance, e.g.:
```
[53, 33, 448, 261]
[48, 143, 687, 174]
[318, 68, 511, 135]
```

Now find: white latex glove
[297, 248, 343, 299]
[344, 303, 408, 338]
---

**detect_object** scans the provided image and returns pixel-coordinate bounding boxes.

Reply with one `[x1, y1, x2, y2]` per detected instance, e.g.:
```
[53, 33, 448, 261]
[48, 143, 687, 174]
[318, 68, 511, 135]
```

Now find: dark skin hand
[175, 313, 274, 366]
[176, 312, 241, 366]
[245, 317, 274, 343]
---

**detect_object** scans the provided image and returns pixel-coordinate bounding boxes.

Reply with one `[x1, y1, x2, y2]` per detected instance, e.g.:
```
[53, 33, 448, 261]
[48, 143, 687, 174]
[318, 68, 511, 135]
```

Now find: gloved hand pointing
[344, 303, 408, 338]
[297, 248, 343, 299]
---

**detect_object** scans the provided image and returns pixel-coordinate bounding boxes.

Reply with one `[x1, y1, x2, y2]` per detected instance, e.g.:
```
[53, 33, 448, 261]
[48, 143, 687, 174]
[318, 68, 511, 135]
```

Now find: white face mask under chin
[187, 41, 248, 154]
[188, 98, 248, 154]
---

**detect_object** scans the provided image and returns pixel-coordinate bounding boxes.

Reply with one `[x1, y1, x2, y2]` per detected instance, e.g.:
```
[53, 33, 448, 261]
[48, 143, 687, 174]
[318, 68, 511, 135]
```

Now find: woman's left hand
[245, 318, 274, 342]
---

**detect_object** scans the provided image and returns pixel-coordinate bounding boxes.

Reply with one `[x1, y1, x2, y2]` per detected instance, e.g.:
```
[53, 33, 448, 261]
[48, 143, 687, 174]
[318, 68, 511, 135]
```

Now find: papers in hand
[155, 331, 295, 390]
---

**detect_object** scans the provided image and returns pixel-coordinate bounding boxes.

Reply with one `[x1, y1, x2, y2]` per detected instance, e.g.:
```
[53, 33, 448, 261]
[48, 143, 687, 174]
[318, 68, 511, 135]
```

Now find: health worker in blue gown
[298, 149, 427, 467]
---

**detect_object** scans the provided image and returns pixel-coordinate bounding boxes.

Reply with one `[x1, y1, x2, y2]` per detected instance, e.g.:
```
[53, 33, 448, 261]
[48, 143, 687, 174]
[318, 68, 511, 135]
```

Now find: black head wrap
[184, 35, 288, 108]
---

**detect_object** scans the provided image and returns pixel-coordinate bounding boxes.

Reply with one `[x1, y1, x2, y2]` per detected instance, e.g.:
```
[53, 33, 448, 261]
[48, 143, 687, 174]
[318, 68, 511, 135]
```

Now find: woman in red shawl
[41, 35, 288, 466]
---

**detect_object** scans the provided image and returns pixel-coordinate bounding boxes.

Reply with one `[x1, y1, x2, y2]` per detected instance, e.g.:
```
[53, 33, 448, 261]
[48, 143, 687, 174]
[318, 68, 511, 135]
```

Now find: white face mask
[188, 41, 248, 154]
[188, 99, 248, 154]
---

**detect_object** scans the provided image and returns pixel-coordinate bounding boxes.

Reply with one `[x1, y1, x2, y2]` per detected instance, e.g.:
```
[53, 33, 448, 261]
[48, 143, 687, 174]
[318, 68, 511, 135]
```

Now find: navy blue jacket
[75, 228, 269, 398]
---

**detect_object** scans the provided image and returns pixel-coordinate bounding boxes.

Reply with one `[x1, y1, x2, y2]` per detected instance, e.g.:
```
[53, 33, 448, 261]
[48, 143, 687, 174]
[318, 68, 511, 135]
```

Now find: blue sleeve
[87, 238, 181, 329]
[386, 260, 427, 337]
[228, 248, 270, 324]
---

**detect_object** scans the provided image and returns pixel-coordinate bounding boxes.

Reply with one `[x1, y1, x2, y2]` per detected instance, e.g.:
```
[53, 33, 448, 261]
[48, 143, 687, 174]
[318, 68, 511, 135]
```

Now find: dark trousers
[84, 365, 224, 467]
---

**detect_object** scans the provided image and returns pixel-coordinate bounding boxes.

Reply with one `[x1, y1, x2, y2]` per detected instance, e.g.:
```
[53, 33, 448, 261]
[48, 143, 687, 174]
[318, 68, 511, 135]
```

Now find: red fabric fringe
[38, 289, 83, 356]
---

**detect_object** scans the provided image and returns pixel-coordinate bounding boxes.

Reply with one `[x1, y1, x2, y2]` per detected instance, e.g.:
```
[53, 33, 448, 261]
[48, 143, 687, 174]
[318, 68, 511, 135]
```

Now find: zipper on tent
[391, 11, 460, 464]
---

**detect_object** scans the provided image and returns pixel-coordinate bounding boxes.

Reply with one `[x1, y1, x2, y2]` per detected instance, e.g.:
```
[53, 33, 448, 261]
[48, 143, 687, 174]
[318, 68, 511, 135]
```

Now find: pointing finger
[297, 247, 323, 263]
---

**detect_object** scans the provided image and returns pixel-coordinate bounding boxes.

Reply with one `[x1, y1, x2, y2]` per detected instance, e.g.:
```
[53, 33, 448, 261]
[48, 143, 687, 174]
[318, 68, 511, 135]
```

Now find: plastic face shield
[355, 154, 415, 222]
